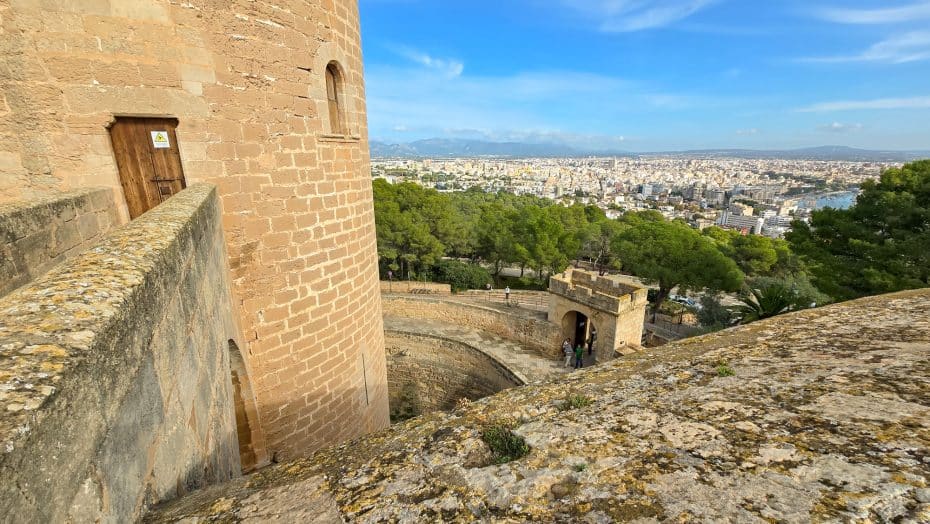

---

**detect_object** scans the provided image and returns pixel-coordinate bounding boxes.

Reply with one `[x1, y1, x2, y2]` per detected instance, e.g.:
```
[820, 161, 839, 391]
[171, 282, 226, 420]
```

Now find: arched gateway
[548, 269, 648, 361]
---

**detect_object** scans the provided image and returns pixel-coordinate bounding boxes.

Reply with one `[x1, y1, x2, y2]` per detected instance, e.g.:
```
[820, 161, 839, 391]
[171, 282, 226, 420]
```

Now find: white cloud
[365, 63, 710, 146]
[818, 122, 863, 133]
[736, 128, 758, 135]
[798, 95, 930, 112]
[387, 45, 464, 77]
[560, 0, 718, 32]
[813, 1, 930, 24]
[802, 31, 930, 64]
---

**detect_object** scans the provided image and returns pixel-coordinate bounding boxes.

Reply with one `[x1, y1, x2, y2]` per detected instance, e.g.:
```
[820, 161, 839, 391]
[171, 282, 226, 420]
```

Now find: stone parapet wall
[0, 187, 120, 297]
[0, 184, 246, 522]
[382, 296, 563, 359]
[385, 330, 523, 421]
[380, 281, 451, 295]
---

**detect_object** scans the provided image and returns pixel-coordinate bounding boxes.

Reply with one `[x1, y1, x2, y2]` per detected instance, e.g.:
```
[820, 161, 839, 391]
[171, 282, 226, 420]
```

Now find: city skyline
[359, 0, 930, 152]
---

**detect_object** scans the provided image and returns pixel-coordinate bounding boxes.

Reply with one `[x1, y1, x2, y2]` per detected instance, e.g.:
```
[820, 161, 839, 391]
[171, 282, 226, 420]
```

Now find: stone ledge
[0, 187, 118, 297]
[0, 185, 218, 446]
[381, 295, 563, 358]
[0, 183, 243, 522]
[148, 287, 930, 522]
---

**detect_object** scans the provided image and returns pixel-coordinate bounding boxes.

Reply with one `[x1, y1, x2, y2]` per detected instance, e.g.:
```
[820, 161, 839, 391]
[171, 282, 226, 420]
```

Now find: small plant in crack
[559, 393, 593, 411]
[716, 361, 735, 377]
[481, 424, 530, 464]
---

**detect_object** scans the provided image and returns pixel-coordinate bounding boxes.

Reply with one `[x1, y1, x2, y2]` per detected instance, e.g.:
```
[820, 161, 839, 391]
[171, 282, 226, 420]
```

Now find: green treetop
[787, 159, 930, 300]
[614, 214, 744, 318]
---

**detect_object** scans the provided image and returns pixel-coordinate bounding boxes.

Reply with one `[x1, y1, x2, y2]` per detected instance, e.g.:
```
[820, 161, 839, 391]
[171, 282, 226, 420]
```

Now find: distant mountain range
[661, 146, 930, 162]
[371, 139, 930, 162]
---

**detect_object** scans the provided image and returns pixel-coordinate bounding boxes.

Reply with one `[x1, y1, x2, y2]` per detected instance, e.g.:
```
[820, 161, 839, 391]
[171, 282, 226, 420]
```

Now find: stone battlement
[549, 268, 648, 315]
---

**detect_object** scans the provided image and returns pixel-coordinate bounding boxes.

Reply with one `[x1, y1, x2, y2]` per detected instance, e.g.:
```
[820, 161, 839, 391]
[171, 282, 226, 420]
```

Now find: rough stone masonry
[150, 288, 930, 522]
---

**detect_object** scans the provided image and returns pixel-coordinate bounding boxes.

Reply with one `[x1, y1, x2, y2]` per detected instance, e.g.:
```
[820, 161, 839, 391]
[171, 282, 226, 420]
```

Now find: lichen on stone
[148, 288, 930, 522]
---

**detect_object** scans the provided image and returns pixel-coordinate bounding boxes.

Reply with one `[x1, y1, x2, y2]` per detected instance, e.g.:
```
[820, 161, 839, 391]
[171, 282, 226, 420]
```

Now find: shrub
[497, 275, 547, 291]
[481, 425, 530, 464]
[697, 295, 734, 328]
[431, 259, 492, 292]
[389, 382, 421, 423]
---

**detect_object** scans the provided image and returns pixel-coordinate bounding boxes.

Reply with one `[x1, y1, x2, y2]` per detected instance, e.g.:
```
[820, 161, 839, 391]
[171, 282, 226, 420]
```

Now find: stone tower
[0, 0, 389, 462]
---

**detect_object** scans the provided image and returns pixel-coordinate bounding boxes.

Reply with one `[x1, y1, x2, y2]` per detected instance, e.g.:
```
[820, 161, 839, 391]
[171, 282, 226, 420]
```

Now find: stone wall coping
[0, 184, 218, 453]
[0, 187, 112, 243]
[385, 328, 528, 385]
[0, 187, 109, 220]
[382, 294, 548, 322]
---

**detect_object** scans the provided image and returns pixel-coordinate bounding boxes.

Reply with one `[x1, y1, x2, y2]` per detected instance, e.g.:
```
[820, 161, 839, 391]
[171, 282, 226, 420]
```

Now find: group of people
[561, 338, 591, 369]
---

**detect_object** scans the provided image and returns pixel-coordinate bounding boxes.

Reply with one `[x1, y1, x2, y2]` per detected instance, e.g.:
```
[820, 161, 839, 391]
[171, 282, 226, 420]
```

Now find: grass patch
[481, 425, 530, 464]
[573, 463, 588, 472]
[716, 361, 735, 377]
[559, 393, 593, 411]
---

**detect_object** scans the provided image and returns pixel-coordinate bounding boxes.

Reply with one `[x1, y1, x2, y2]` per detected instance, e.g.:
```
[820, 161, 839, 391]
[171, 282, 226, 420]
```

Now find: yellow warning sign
[151, 131, 170, 149]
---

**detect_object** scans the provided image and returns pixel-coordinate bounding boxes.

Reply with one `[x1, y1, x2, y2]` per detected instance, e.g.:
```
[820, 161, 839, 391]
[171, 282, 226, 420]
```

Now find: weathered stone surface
[149, 288, 930, 523]
[0, 187, 119, 297]
[0, 184, 243, 522]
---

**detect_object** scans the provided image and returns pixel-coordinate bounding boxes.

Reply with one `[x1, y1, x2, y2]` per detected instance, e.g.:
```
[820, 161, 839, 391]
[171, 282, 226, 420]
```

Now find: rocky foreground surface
[149, 289, 930, 522]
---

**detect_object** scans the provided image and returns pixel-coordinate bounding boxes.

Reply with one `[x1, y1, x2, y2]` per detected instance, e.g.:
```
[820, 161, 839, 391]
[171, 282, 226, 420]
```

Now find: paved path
[384, 317, 599, 384]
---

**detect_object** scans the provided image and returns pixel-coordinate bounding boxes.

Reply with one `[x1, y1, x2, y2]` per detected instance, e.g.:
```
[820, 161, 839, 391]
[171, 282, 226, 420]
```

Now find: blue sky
[358, 0, 930, 151]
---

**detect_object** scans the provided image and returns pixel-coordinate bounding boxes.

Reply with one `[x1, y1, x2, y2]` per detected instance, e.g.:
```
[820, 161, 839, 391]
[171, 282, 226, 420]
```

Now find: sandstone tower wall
[0, 185, 242, 522]
[0, 0, 389, 459]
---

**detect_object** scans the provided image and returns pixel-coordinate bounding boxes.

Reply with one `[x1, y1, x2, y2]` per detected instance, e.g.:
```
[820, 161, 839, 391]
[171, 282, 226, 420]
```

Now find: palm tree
[736, 284, 794, 323]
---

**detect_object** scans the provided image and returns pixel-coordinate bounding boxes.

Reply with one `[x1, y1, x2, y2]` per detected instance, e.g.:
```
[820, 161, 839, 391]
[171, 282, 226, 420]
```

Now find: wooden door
[109, 117, 187, 219]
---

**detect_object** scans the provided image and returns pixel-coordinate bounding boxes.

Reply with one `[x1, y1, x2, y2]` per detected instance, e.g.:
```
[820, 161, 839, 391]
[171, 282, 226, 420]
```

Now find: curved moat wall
[385, 330, 524, 422]
[382, 295, 563, 358]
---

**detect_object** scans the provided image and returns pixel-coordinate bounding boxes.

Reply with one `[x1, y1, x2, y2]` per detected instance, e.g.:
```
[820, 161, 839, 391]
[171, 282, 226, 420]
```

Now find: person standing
[562, 339, 572, 367]
[574, 344, 584, 369]
[504, 286, 511, 305]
